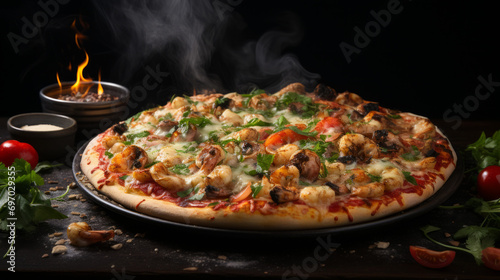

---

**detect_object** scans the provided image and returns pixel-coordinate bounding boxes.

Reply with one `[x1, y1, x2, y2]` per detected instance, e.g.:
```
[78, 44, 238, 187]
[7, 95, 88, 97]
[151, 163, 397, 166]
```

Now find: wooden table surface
[1, 117, 499, 280]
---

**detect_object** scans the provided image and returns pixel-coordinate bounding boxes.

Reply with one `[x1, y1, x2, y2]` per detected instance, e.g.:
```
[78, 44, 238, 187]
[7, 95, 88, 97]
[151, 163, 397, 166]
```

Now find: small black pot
[39, 81, 130, 130]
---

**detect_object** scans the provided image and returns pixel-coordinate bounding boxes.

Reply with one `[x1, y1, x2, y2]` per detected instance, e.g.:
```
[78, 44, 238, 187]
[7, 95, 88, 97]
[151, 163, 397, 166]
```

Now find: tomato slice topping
[482, 247, 500, 271]
[264, 127, 309, 151]
[409, 246, 455, 268]
[313, 116, 343, 133]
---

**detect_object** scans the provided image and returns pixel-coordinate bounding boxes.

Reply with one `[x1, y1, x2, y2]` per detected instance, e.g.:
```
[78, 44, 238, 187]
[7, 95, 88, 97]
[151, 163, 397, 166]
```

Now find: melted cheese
[109, 89, 450, 211]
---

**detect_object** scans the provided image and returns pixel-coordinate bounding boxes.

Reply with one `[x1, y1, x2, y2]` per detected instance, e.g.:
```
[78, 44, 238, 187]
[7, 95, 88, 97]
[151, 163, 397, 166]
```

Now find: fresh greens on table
[0, 159, 67, 232]
[466, 130, 500, 172]
[416, 130, 500, 270]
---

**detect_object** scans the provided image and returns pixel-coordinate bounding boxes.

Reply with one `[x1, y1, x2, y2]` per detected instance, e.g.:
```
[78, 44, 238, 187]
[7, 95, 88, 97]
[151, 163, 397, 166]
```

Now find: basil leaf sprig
[276, 91, 320, 118]
[178, 115, 213, 134]
[421, 197, 500, 265]
[466, 130, 500, 172]
[0, 159, 68, 233]
[246, 154, 275, 177]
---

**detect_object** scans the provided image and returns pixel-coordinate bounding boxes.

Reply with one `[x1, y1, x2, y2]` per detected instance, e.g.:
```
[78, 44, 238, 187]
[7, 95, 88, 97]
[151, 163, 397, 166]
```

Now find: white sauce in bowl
[20, 124, 64, 131]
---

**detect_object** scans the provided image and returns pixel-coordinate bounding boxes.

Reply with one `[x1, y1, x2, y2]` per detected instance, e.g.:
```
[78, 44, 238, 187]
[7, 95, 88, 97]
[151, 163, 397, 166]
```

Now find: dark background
[1, 0, 499, 124]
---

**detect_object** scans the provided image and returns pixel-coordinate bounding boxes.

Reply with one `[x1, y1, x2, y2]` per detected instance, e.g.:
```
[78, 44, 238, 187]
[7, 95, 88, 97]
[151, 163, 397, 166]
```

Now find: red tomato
[409, 246, 456, 269]
[264, 128, 309, 150]
[477, 165, 500, 201]
[313, 116, 343, 134]
[0, 140, 39, 169]
[258, 128, 273, 141]
[482, 247, 500, 271]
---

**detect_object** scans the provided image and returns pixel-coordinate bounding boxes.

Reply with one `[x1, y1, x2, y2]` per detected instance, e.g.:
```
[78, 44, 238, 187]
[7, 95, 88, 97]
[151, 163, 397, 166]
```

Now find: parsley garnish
[245, 154, 275, 177]
[183, 95, 199, 105]
[276, 91, 320, 118]
[177, 187, 204, 200]
[145, 161, 160, 168]
[177, 187, 194, 198]
[175, 142, 198, 154]
[242, 118, 273, 128]
[0, 159, 68, 233]
[169, 164, 191, 175]
[401, 145, 421, 161]
[214, 97, 230, 107]
[251, 184, 263, 198]
[126, 131, 151, 142]
[368, 173, 382, 182]
[274, 115, 290, 127]
[402, 171, 418, 185]
[105, 151, 114, 159]
[241, 88, 266, 107]
[466, 130, 500, 171]
[178, 116, 212, 134]
[125, 111, 142, 125]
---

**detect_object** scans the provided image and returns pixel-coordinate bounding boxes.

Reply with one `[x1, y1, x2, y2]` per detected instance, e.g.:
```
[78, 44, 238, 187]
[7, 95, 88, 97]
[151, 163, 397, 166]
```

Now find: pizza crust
[80, 133, 457, 230]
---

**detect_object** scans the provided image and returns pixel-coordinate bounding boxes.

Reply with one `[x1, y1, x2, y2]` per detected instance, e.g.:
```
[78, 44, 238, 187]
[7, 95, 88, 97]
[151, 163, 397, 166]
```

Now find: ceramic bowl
[7, 113, 77, 160]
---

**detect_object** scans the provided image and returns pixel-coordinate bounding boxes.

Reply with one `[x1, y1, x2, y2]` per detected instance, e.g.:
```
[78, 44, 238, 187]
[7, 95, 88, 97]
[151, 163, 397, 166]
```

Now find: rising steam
[92, 0, 320, 94]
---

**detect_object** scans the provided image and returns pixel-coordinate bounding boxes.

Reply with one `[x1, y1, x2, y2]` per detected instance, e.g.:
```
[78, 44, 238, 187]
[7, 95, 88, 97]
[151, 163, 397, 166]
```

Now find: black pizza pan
[72, 140, 464, 239]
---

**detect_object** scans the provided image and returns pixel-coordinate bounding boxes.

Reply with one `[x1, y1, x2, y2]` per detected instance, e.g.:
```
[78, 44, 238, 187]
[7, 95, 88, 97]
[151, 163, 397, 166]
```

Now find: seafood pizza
[79, 83, 456, 230]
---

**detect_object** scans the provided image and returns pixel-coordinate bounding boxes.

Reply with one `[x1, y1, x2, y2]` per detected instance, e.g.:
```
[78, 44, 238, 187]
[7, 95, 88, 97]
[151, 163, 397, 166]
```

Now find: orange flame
[70, 51, 93, 96]
[56, 72, 62, 95]
[97, 69, 103, 95]
[57, 18, 103, 98]
[71, 19, 87, 50]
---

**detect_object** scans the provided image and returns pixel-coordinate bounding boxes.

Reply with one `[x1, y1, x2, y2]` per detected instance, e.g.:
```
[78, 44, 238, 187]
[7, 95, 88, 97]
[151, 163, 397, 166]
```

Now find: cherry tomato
[264, 127, 309, 150]
[0, 140, 39, 169]
[482, 247, 500, 271]
[409, 246, 456, 269]
[477, 165, 500, 201]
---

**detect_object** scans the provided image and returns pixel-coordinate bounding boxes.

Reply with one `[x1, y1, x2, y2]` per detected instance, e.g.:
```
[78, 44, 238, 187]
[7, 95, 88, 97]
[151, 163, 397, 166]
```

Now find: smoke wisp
[92, 0, 320, 94]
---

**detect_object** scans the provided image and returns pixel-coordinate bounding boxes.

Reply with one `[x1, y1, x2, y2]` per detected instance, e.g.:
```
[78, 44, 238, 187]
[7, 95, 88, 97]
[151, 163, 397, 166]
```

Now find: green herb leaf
[402, 171, 418, 185]
[273, 125, 318, 138]
[0, 159, 68, 233]
[214, 97, 230, 107]
[367, 173, 382, 182]
[178, 116, 212, 134]
[420, 225, 473, 254]
[183, 95, 199, 105]
[251, 184, 263, 198]
[126, 131, 151, 142]
[466, 130, 500, 171]
[177, 187, 194, 198]
[242, 118, 272, 128]
[145, 161, 160, 168]
[276, 91, 320, 118]
[33, 162, 62, 173]
[274, 115, 290, 128]
[387, 114, 402, 119]
[105, 151, 114, 159]
[125, 112, 142, 125]
[187, 187, 204, 201]
[242, 88, 266, 107]
[169, 164, 191, 175]
[401, 145, 421, 161]
[453, 226, 500, 264]
[246, 154, 275, 176]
